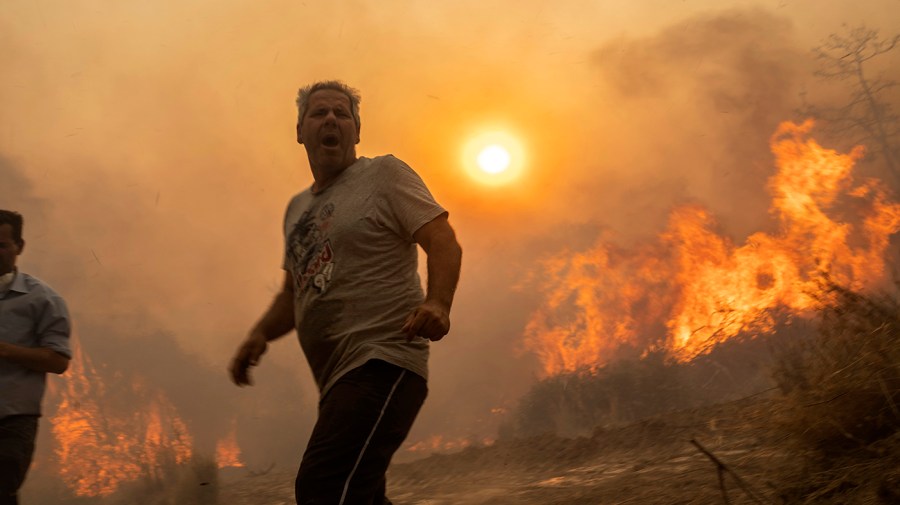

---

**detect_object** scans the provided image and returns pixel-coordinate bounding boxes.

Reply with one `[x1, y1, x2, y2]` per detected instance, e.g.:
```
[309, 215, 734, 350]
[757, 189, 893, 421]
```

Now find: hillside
[219, 393, 897, 505]
[41, 283, 896, 505]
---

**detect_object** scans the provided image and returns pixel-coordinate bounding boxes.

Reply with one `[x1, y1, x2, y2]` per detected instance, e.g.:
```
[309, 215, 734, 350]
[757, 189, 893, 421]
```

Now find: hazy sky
[3, 0, 900, 470]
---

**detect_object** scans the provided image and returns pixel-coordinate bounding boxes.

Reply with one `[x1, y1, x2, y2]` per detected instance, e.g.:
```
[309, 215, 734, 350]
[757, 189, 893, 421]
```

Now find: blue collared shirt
[0, 270, 72, 418]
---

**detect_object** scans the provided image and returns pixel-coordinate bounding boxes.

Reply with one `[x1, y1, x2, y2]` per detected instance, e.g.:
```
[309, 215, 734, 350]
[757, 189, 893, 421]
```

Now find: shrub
[507, 352, 693, 438]
[772, 282, 900, 457]
[507, 332, 781, 440]
[107, 452, 219, 505]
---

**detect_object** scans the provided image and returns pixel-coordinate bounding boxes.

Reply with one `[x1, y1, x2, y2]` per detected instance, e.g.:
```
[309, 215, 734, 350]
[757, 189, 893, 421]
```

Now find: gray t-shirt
[283, 155, 447, 395]
[0, 270, 72, 419]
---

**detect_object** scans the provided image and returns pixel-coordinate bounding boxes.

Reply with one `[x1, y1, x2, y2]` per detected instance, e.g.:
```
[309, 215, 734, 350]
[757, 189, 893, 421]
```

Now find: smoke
[0, 155, 38, 206]
[580, 9, 809, 241]
[3, 0, 899, 497]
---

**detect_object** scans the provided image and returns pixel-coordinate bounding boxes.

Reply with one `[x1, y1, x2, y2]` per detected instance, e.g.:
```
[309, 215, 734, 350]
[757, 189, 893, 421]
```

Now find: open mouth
[322, 134, 340, 147]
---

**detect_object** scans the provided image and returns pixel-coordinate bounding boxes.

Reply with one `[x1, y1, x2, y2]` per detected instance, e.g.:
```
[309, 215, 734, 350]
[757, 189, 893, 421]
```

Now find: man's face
[0, 224, 22, 276]
[297, 89, 360, 173]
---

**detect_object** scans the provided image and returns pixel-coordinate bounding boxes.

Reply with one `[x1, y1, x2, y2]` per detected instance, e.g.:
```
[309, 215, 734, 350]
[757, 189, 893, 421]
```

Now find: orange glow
[462, 129, 527, 186]
[524, 120, 900, 376]
[215, 420, 245, 469]
[405, 434, 495, 454]
[50, 344, 194, 497]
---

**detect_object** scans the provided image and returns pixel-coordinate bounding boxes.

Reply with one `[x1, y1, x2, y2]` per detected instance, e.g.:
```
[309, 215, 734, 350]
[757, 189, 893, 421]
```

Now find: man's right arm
[0, 343, 69, 374]
[0, 292, 72, 374]
[229, 271, 295, 386]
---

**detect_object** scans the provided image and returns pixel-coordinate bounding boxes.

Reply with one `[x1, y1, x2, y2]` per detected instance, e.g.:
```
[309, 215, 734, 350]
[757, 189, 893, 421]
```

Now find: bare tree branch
[805, 25, 900, 183]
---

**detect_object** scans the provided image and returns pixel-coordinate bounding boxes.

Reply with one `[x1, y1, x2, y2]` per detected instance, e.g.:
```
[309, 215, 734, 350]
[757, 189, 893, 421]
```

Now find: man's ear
[296, 123, 303, 145]
[16, 239, 24, 256]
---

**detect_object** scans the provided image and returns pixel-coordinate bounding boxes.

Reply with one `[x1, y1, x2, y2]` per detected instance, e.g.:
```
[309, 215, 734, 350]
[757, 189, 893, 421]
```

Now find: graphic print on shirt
[287, 202, 336, 294]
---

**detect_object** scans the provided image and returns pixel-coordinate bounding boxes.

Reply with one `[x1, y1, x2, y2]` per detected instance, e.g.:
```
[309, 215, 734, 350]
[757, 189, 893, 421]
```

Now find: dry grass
[24, 452, 220, 505]
[770, 281, 900, 504]
[505, 338, 777, 439]
[107, 453, 219, 505]
[505, 352, 694, 438]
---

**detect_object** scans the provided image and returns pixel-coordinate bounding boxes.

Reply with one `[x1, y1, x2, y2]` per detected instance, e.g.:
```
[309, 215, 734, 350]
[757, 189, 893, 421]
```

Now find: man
[0, 210, 71, 505]
[229, 80, 462, 505]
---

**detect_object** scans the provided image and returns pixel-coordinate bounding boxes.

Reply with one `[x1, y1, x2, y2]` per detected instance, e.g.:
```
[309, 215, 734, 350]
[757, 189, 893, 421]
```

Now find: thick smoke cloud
[2, 0, 898, 494]
[582, 9, 808, 241]
[0, 156, 37, 205]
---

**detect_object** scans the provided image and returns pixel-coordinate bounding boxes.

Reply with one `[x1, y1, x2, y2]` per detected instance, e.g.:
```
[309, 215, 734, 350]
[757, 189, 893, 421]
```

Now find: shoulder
[284, 188, 314, 215]
[370, 154, 414, 172]
[287, 187, 313, 206]
[368, 155, 426, 186]
[16, 272, 69, 307]
[16, 272, 50, 292]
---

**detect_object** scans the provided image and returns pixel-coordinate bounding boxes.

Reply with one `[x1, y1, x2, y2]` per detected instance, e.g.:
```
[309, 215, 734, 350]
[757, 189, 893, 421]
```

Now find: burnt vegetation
[502, 335, 782, 440]
[481, 280, 900, 504]
[770, 281, 900, 504]
[25, 451, 219, 505]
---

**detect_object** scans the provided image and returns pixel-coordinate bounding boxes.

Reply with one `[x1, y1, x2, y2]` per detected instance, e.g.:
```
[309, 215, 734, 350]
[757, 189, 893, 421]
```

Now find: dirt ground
[220, 396, 819, 505]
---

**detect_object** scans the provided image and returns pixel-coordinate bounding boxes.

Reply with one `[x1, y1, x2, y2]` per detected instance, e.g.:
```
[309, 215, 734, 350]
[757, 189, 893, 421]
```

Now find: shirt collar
[0, 270, 13, 290]
[4, 269, 29, 295]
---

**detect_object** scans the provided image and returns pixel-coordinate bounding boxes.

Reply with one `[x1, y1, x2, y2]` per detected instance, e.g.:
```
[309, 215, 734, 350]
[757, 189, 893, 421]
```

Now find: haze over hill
[2, 0, 899, 501]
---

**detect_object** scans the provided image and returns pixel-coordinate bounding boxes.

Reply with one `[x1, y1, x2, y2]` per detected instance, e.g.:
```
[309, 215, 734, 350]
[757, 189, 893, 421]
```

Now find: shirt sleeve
[376, 156, 447, 241]
[283, 198, 294, 271]
[36, 291, 72, 359]
[282, 192, 310, 272]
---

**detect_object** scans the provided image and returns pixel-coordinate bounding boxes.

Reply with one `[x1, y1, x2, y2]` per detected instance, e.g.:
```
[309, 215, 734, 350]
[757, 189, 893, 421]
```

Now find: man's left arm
[402, 213, 462, 341]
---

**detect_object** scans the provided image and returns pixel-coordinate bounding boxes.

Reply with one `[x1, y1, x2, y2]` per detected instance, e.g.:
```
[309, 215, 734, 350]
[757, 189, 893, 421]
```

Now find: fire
[50, 343, 194, 497]
[525, 120, 900, 376]
[216, 420, 245, 468]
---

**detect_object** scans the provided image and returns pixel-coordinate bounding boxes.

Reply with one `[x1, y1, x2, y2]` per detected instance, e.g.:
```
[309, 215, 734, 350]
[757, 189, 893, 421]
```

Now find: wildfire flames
[49, 342, 242, 496]
[524, 121, 900, 376]
[216, 420, 245, 469]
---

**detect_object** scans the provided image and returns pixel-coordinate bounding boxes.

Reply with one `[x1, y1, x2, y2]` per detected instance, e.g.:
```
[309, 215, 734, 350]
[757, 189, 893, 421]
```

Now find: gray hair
[296, 80, 362, 133]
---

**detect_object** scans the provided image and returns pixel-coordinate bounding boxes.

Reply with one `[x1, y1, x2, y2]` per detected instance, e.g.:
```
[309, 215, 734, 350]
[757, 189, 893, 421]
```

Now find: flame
[215, 420, 244, 468]
[50, 343, 194, 497]
[525, 120, 900, 376]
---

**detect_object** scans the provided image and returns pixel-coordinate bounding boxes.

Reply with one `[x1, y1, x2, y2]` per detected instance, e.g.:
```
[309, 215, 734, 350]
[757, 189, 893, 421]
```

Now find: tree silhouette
[802, 25, 900, 184]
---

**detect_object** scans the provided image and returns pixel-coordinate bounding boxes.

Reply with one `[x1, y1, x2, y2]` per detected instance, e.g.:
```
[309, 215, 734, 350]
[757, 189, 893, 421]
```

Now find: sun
[462, 130, 526, 186]
[477, 145, 511, 174]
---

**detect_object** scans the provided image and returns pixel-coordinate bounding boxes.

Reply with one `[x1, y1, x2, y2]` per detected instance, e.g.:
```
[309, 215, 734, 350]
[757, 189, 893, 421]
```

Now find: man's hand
[402, 300, 451, 342]
[229, 332, 268, 386]
[229, 271, 295, 386]
[408, 214, 461, 342]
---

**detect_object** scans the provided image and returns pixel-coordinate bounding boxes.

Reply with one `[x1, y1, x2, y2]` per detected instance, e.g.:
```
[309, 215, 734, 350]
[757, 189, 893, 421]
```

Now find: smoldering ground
[2, 0, 899, 501]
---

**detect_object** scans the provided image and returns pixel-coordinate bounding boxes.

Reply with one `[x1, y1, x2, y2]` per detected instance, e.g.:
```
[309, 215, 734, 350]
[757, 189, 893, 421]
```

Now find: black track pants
[0, 415, 38, 505]
[295, 359, 427, 505]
